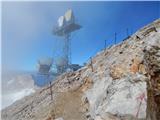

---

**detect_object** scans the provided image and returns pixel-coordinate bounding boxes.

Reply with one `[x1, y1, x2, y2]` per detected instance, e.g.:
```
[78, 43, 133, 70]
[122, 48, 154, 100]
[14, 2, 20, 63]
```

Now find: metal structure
[32, 58, 53, 87]
[37, 58, 53, 75]
[37, 58, 53, 100]
[53, 9, 81, 73]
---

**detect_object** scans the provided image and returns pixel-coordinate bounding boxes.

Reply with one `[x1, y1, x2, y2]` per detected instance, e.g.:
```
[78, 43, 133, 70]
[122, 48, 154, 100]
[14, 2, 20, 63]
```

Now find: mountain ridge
[1, 19, 160, 120]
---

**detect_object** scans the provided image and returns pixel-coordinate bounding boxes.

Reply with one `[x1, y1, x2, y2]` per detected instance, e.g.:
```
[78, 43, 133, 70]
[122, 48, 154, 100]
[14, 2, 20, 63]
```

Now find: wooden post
[49, 81, 53, 100]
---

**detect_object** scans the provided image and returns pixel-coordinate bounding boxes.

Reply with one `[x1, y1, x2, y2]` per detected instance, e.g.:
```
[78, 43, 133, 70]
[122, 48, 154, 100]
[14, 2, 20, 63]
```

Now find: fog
[1, 1, 159, 110]
[1, 2, 72, 109]
[2, 2, 72, 72]
[1, 71, 35, 109]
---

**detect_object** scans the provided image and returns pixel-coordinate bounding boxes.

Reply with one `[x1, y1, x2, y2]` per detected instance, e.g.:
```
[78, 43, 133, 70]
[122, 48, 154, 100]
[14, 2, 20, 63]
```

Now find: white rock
[55, 117, 64, 120]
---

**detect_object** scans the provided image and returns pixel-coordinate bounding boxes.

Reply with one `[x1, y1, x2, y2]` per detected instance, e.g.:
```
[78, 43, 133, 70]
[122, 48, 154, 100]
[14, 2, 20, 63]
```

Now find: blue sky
[2, 1, 160, 72]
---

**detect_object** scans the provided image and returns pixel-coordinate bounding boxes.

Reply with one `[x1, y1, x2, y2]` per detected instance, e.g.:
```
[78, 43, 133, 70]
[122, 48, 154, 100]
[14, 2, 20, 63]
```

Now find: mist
[1, 1, 159, 110]
[2, 2, 72, 73]
[1, 1, 73, 110]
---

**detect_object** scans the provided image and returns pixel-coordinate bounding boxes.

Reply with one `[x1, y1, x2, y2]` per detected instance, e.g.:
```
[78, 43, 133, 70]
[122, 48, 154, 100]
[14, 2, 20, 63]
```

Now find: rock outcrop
[1, 19, 160, 120]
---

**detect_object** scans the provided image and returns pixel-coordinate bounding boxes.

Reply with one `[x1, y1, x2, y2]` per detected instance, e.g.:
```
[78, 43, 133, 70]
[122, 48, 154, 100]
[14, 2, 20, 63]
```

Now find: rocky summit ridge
[1, 19, 160, 120]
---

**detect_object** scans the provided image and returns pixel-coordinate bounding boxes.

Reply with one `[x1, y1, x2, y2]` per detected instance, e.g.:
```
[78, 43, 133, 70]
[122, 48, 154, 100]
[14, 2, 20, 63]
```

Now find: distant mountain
[1, 71, 38, 109]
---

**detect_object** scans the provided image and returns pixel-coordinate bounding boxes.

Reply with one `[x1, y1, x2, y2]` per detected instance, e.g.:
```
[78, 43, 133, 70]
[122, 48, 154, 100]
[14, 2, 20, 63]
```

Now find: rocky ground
[1, 19, 160, 120]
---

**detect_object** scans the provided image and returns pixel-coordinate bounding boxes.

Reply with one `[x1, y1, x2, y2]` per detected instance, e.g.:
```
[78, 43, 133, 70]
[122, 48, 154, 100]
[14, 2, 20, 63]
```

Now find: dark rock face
[145, 45, 160, 120]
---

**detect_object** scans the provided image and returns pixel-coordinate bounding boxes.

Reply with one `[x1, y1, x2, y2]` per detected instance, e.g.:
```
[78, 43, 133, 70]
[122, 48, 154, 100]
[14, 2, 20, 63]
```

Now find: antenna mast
[53, 9, 81, 73]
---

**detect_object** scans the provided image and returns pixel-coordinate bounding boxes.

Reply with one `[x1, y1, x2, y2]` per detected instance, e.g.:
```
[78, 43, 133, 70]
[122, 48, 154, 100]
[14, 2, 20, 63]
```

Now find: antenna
[32, 9, 82, 87]
[32, 58, 54, 87]
[37, 58, 53, 75]
[53, 9, 82, 73]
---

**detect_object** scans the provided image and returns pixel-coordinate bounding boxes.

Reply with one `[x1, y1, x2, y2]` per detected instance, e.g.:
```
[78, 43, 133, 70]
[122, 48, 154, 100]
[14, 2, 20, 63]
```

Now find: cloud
[2, 2, 48, 71]
[2, 2, 74, 72]
[1, 73, 35, 110]
[1, 2, 72, 109]
[1, 88, 35, 110]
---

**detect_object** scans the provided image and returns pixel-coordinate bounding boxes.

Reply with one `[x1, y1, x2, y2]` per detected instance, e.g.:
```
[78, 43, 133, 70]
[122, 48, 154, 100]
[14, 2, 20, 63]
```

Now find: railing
[83, 27, 135, 72]
[104, 28, 133, 49]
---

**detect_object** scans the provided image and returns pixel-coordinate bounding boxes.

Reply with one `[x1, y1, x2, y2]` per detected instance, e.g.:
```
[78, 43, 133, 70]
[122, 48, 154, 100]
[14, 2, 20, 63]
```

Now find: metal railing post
[49, 81, 53, 100]
[104, 39, 107, 49]
[90, 57, 94, 72]
[126, 28, 129, 37]
[114, 32, 117, 44]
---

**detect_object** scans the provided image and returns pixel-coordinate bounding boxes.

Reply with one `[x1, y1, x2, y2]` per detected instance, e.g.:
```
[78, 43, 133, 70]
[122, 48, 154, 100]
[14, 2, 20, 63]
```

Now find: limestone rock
[55, 117, 64, 120]
[110, 65, 126, 80]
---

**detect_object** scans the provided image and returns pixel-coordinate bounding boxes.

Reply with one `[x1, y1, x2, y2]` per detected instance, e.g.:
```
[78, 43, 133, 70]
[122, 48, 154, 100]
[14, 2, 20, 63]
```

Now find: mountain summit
[2, 19, 160, 120]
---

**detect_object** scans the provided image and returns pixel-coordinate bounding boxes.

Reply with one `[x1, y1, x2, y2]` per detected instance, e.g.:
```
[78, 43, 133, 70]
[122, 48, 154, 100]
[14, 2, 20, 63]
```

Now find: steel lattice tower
[53, 9, 81, 72]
